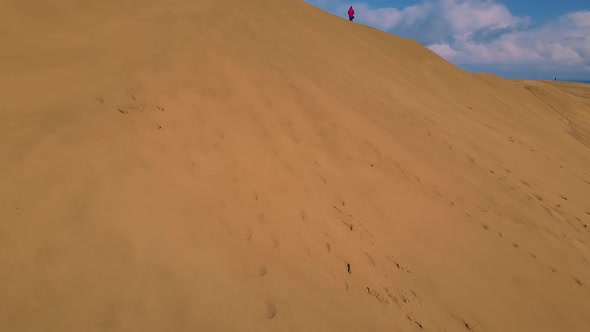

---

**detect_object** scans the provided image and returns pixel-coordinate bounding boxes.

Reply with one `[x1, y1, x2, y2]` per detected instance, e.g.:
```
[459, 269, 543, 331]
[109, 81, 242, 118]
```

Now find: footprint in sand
[364, 252, 376, 267]
[258, 265, 267, 277]
[266, 302, 277, 320]
[463, 320, 476, 331]
[406, 313, 423, 329]
[257, 213, 266, 225]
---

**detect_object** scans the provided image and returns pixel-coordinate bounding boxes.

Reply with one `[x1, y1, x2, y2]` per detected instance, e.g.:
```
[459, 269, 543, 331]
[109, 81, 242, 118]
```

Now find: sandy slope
[1, 1, 589, 331]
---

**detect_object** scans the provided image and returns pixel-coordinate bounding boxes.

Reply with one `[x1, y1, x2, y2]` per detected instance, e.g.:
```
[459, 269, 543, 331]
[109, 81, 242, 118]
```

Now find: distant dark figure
[348, 6, 355, 21]
[554, 77, 557, 81]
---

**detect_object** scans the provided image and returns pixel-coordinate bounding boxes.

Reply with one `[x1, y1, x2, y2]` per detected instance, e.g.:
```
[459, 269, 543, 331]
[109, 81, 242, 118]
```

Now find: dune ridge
[1, 1, 590, 331]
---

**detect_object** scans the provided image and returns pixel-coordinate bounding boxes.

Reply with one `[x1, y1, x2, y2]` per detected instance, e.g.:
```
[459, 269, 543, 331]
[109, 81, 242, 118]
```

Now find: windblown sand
[1, 1, 589, 331]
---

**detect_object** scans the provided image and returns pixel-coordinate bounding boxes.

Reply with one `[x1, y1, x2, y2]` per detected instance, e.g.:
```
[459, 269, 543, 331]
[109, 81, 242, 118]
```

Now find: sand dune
[1, 1, 589, 331]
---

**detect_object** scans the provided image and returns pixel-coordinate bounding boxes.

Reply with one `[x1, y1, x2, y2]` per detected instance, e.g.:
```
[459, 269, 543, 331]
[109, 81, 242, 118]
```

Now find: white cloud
[305, 0, 590, 77]
[346, 3, 403, 30]
[443, 0, 519, 32]
[428, 43, 458, 58]
[332, 2, 435, 31]
[567, 11, 590, 28]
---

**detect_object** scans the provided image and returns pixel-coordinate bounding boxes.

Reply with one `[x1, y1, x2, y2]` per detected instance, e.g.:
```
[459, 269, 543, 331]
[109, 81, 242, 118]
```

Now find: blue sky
[306, 0, 590, 80]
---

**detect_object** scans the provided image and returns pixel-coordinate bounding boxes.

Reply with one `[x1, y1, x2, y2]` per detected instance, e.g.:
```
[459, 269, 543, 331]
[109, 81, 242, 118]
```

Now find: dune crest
[1, 1, 589, 331]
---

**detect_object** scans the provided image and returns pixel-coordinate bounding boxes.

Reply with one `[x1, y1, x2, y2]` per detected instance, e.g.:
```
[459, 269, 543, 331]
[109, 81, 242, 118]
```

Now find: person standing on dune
[348, 6, 355, 21]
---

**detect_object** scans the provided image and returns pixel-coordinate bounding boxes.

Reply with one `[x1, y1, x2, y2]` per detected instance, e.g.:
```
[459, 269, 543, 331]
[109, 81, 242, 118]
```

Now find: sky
[305, 0, 590, 81]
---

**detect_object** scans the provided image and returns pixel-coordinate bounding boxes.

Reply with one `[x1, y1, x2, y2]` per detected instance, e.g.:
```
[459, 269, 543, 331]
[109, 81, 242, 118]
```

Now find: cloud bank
[306, 0, 590, 79]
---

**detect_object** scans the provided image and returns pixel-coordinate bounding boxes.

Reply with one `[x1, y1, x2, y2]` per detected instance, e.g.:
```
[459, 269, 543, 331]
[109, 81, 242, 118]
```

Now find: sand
[1, 0, 589, 331]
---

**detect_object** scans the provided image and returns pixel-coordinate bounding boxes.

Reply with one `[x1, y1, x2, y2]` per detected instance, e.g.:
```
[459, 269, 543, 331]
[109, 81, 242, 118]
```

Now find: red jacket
[348, 7, 354, 17]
